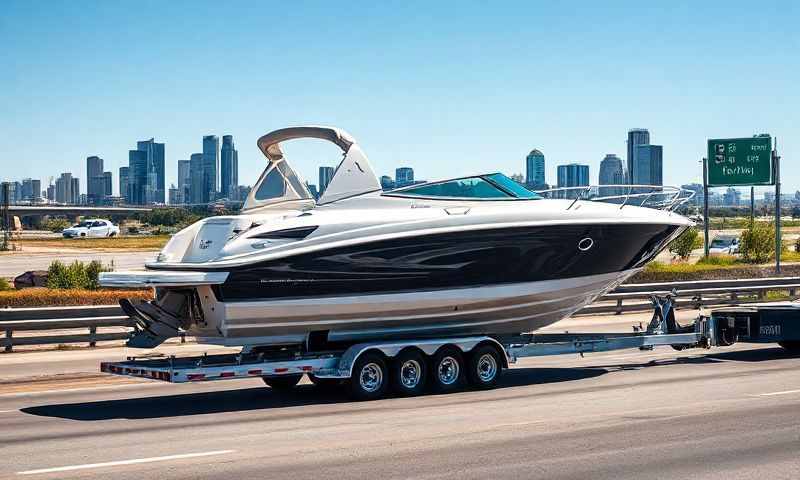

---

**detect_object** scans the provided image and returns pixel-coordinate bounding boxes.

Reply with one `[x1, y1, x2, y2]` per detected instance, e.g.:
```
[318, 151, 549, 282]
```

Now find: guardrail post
[180, 332, 186, 343]
[4, 329, 11, 353]
[616, 299, 623, 315]
[758, 289, 766, 300]
[790, 288, 796, 297]
[89, 326, 97, 347]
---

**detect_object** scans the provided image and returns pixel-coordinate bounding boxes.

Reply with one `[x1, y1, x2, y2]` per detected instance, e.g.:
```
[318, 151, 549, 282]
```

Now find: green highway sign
[707, 136, 773, 186]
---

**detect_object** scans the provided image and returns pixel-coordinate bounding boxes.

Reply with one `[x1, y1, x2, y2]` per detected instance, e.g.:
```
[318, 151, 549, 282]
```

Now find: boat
[100, 126, 694, 348]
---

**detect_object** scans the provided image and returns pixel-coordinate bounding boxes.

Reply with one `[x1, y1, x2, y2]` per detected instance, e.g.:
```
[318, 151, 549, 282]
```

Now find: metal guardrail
[1, 277, 799, 352]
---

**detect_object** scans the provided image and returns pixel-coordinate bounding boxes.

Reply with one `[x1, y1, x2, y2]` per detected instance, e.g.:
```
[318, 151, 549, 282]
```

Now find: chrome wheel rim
[359, 363, 383, 393]
[400, 359, 422, 388]
[477, 354, 497, 382]
[438, 356, 460, 385]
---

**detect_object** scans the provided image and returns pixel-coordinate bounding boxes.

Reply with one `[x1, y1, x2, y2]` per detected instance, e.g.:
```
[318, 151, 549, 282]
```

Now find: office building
[127, 149, 148, 204]
[395, 167, 414, 187]
[220, 135, 238, 199]
[119, 167, 130, 202]
[319, 166, 335, 195]
[177, 160, 190, 204]
[525, 149, 546, 188]
[168, 184, 180, 205]
[202, 135, 219, 202]
[135, 138, 166, 204]
[626, 128, 650, 184]
[71, 177, 80, 204]
[633, 144, 663, 186]
[20, 178, 40, 202]
[46, 183, 55, 202]
[306, 183, 319, 200]
[723, 187, 742, 206]
[190, 153, 204, 204]
[380, 175, 395, 190]
[103, 171, 112, 197]
[556, 163, 590, 199]
[598, 154, 625, 196]
[86, 155, 105, 204]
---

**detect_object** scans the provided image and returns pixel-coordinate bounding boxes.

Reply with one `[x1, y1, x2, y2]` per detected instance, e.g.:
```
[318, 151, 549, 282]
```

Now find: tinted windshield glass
[711, 239, 733, 247]
[485, 173, 541, 199]
[254, 167, 286, 200]
[75, 221, 93, 228]
[397, 177, 510, 198]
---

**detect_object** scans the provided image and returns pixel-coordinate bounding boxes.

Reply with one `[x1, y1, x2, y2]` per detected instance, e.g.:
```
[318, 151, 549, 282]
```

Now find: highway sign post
[703, 136, 780, 272]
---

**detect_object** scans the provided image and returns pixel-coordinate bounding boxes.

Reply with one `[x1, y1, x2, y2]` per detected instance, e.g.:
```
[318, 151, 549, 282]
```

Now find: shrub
[696, 254, 738, 266]
[46, 259, 112, 290]
[0, 288, 153, 308]
[42, 218, 71, 233]
[0, 278, 11, 291]
[739, 221, 776, 264]
[668, 227, 701, 259]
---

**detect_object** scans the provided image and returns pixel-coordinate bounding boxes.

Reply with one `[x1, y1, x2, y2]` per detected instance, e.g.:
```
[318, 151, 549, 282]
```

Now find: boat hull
[194, 269, 637, 345]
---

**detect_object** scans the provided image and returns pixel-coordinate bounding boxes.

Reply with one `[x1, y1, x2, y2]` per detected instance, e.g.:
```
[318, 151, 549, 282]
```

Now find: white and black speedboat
[100, 126, 693, 348]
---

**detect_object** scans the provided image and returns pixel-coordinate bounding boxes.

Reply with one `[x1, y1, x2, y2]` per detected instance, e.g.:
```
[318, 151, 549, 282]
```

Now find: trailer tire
[778, 341, 800, 354]
[262, 374, 303, 390]
[349, 352, 389, 401]
[466, 344, 502, 390]
[390, 349, 427, 396]
[429, 346, 465, 393]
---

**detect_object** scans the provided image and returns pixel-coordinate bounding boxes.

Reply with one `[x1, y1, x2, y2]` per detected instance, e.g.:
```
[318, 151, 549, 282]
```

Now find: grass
[0, 288, 153, 308]
[17, 236, 169, 250]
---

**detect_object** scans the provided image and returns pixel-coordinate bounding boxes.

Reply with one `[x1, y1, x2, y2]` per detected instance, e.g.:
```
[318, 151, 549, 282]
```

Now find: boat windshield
[484, 173, 540, 199]
[390, 174, 540, 200]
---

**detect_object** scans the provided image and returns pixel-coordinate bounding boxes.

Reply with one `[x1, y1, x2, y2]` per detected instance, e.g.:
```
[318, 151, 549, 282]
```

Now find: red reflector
[187, 374, 205, 381]
[301, 366, 313, 372]
[247, 369, 262, 376]
[274, 368, 289, 373]
[220, 372, 235, 378]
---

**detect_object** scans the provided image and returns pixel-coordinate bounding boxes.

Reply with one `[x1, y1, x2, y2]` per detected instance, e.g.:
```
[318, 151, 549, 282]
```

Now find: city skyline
[2, 2, 797, 195]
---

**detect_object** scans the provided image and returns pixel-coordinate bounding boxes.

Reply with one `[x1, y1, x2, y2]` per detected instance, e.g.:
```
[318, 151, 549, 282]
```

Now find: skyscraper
[103, 172, 112, 197]
[119, 167, 130, 202]
[20, 178, 40, 202]
[634, 144, 663, 186]
[136, 139, 166, 203]
[319, 166, 335, 195]
[556, 163, 589, 199]
[395, 167, 414, 187]
[55, 173, 73, 204]
[128, 149, 148, 204]
[190, 153, 204, 204]
[71, 177, 80, 204]
[202, 135, 219, 202]
[220, 135, 238, 199]
[626, 128, 650, 184]
[598, 154, 625, 196]
[525, 149, 546, 188]
[86, 155, 105, 204]
[177, 160, 190, 204]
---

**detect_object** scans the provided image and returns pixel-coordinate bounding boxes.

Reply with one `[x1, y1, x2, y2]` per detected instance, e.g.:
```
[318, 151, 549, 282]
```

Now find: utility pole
[774, 139, 781, 274]
[703, 158, 710, 258]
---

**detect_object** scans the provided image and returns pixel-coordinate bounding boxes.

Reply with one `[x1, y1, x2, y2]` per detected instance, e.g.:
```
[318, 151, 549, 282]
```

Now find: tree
[739, 221, 775, 264]
[668, 227, 701, 260]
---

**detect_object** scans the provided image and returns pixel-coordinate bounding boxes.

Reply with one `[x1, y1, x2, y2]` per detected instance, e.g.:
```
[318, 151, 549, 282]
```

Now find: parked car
[708, 235, 739, 255]
[62, 219, 120, 238]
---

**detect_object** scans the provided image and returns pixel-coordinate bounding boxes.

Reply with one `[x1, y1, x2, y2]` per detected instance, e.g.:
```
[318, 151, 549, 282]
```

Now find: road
[0, 250, 154, 278]
[1, 312, 799, 479]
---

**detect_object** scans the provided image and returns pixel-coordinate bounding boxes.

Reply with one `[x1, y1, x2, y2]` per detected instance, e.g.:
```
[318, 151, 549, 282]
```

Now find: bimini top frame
[243, 126, 381, 212]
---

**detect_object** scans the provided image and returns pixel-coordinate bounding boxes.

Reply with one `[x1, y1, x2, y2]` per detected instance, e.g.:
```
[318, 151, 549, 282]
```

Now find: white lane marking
[0, 409, 17, 413]
[0, 381, 162, 398]
[758, 389, 800, 397]
[17, 450, 235, 475]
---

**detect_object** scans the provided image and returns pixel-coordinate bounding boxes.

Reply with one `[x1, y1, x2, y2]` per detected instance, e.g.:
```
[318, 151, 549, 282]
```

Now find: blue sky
[2, 1, 798, 195]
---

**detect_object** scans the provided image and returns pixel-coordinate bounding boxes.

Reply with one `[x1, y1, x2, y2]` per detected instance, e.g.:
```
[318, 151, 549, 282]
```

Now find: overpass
[5, 205, 153, 226]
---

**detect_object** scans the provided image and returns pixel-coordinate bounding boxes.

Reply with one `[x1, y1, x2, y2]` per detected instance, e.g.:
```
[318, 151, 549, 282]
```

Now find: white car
[62, 219, 120, 238]
[708, 236, 740, 255]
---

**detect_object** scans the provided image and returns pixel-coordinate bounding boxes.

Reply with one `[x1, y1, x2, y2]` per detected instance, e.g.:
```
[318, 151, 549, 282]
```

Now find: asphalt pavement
[1, 311, 799, 479]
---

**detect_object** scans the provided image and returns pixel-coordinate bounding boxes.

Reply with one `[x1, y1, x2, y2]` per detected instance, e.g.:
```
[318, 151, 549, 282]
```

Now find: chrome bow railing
[532, 185, 696, 211]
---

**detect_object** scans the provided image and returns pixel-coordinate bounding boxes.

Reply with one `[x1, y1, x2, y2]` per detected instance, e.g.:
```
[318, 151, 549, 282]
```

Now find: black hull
[215, 223, 682, 301]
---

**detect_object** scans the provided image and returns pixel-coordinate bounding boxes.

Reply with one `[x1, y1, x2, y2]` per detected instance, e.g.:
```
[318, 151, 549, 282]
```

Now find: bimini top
[243, 126, 381, 212]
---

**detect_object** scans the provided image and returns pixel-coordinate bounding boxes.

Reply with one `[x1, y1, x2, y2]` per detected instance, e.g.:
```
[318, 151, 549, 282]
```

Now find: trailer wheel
[390, 349, 427, 396]
[778, 341, 800, 354]
[349, 352, 389, 401]
[262, 374, 303, 390]
[466, 344, 502, 390]
[429, 346, 465, 393]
